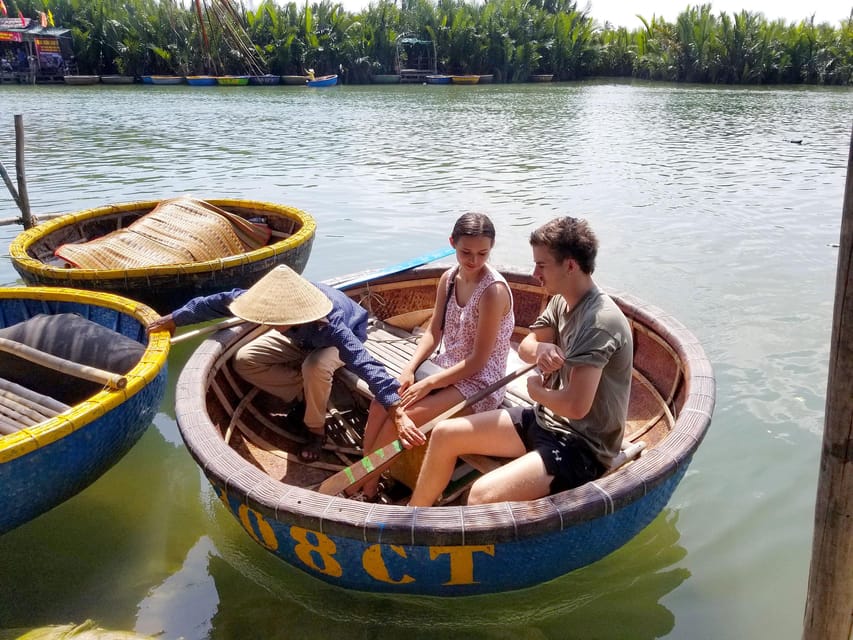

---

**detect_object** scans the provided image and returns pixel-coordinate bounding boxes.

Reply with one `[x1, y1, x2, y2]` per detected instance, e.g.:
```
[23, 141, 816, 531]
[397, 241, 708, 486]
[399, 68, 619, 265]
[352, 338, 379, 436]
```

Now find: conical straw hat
[229, 265, 332, 325]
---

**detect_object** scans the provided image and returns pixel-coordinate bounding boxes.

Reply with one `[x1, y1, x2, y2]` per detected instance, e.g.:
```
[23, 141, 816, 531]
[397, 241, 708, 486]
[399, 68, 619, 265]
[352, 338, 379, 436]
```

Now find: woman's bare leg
[408, 409, 526, 507]
[361, 386, 466, 497]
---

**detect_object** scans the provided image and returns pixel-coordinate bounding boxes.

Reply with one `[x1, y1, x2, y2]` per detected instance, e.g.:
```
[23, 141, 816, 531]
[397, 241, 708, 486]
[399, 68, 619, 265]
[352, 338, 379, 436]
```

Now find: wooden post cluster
[802, 125, 853, 639]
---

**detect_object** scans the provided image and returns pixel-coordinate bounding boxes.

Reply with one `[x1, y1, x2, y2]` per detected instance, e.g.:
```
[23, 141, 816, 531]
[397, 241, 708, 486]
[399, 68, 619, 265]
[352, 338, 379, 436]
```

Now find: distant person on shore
[359, 212, 514, 500]
[148, 265, 414, 462]
[408, 216, 633, 507]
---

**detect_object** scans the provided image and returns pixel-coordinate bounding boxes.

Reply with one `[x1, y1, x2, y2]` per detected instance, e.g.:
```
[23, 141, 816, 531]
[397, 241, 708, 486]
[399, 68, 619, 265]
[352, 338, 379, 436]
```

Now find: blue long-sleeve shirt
[172, 283, 401, 408]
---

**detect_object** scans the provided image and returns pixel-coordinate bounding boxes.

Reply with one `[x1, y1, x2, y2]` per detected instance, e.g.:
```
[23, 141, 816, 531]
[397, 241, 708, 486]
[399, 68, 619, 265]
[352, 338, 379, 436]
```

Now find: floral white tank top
[432, 264, 514, 412]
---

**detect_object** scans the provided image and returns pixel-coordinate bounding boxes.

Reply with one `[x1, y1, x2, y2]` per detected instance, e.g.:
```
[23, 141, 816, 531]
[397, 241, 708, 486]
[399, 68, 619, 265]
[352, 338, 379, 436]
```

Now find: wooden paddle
[0, 336, 127, 390]
[317, 360, 539, 497]
[168, 246, 455, 345]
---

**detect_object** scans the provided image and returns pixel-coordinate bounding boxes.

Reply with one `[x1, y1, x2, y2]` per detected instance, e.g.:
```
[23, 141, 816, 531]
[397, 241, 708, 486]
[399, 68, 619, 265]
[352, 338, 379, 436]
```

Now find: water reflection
[135, 536, 219, 638]
[0, 424, 206, 629]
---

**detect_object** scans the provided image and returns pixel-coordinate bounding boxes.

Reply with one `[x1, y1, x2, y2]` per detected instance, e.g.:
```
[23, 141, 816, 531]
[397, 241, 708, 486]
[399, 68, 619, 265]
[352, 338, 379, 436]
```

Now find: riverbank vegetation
[13, 0, 853, 84]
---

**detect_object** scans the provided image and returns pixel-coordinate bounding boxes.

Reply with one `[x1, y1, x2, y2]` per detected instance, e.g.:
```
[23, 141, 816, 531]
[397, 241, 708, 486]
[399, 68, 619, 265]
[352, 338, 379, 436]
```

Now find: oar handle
[0, 336, 127, 390]
[170, 316, 246, 345]
[317, 361, 538, 496]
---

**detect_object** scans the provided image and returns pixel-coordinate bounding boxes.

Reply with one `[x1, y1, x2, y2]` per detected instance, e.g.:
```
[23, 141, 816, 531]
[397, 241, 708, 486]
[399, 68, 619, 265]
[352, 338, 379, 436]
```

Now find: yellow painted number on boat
[430, 545, 495, 585]
[362, 544, 415, 585]
[237, 504, 278, 551]
[291, 526, 343, 578]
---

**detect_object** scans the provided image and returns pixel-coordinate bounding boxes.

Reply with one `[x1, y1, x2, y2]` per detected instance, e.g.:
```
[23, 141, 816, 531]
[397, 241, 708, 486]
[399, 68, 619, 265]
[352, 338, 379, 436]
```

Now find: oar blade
[318, 440, 405, 496]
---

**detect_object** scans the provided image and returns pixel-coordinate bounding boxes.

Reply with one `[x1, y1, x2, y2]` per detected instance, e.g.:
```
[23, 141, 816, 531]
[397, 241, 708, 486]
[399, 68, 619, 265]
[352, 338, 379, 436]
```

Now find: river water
[0, 81, 850, 639]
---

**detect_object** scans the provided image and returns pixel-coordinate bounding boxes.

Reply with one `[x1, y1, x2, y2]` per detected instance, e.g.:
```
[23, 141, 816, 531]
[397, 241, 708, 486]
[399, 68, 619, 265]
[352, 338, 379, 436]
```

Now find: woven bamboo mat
[54, 197, 271, 270]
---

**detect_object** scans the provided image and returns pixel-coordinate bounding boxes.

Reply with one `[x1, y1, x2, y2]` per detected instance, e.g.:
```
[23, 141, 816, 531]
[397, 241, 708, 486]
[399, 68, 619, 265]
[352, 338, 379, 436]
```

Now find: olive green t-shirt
[530, 286, 633, 465]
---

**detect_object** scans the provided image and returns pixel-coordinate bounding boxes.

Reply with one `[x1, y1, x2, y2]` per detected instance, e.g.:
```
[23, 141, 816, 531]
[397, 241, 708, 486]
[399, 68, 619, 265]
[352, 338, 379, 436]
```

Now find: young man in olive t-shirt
[409, 217, 633, 506]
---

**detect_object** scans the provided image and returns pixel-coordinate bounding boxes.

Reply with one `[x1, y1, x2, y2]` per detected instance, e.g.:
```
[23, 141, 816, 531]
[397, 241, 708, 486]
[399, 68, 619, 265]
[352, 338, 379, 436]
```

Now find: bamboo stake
[14, 115, 34, 229]
[802, 125, 853, 640]
[0, 337, 127, 390]
[0, 158, 21, 212]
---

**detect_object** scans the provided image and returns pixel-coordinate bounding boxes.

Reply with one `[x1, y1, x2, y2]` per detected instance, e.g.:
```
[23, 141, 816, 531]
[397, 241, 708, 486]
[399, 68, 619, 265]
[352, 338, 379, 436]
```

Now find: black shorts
[513, 408, 606, 494]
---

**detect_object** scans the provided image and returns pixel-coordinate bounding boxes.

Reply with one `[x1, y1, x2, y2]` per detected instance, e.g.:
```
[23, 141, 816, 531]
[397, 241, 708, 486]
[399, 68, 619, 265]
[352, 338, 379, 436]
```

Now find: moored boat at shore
[249, 74, 281, 85]
[216, 75, 250, 86]
[174, 264, 715, 596]
[425, 74, 451, 84]
[307, 74, 338, 87]
[186, 75, 217, 86]
[9, 198, 315, 314]
[451, 74, 480, 84]
[100, 75, 135, 84]
[281, 75, 309, 85]
[141, 75, 184, 85]
[0, 286, 169, 534]
[63, 75, 99, 85]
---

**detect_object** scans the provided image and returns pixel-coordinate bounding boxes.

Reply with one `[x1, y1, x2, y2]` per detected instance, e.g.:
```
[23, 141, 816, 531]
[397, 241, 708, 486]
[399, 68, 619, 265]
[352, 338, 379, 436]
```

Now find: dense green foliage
[13, 0, 853, 83]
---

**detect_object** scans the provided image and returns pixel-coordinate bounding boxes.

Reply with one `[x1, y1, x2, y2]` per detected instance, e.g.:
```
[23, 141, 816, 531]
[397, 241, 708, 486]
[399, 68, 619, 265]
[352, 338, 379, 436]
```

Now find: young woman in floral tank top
[360, 212, 514, 499]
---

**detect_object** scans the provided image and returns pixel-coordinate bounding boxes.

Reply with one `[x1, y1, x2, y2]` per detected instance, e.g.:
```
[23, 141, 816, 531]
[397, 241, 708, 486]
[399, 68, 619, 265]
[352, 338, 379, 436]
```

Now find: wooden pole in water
[13, 115, 34, 229]
[802, 125, 853, 640]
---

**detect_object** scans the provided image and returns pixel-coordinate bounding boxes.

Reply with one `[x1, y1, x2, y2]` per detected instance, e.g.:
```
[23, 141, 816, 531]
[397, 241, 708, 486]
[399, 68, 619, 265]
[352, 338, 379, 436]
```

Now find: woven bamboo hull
[174, 266, 715, 595]
[9, 198, 316, 314]
[0, 287, 169, 534]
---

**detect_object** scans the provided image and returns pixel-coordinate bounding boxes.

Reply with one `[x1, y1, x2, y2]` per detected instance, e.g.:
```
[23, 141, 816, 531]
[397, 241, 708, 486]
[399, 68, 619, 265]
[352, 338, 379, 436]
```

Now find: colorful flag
[19, 9, 25, 27]
[39, 11, 47, 28]
[48, 9, 54, 26]
[0, 1, 7, 18]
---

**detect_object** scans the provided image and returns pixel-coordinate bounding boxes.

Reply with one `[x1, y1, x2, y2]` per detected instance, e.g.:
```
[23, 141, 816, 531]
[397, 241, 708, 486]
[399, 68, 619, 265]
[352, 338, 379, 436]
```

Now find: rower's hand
[394, 409, 426, 449]
[535, 343, 565, 374]
[526, 372, 549, 402]
[148, 314, 176, 336]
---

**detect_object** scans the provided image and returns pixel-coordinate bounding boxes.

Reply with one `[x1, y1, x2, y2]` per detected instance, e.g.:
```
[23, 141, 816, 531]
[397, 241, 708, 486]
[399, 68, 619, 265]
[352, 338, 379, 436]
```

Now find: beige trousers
[232, 330, 344, 432]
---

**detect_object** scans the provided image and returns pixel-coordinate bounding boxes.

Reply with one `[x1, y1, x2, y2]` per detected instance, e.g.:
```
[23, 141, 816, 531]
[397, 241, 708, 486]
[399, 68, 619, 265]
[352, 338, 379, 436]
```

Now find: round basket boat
[174, 265, 715, 596]
[9, 198, 316, 314]
[0, 286, 169, 534]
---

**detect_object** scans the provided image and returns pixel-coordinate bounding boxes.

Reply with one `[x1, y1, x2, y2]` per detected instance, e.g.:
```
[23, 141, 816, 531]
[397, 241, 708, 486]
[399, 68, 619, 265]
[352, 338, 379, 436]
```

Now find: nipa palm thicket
[13, 0, 853, 84]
